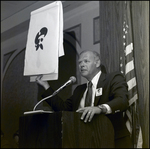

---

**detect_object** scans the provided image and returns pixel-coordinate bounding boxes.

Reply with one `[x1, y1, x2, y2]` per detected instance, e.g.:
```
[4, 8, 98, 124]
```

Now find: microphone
[32, 76, 76, 111]
[52, 76, 76, 96]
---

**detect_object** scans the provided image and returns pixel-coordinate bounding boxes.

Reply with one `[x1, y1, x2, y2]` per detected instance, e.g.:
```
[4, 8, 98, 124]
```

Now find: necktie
[84, 81, 93, 107]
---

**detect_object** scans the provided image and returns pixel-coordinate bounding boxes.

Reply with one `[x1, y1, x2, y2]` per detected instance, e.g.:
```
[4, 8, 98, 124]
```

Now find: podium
[19, 111, 114, 148]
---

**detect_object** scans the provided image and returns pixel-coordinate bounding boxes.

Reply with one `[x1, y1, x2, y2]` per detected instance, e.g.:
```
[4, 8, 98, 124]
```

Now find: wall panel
[99, 1, 149, 148]
[131, 1, 149, 148]
[99, 1, 124, 73]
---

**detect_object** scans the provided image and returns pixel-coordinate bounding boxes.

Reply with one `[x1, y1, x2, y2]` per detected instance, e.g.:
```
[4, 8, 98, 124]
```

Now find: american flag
[120, 1, 143, 148]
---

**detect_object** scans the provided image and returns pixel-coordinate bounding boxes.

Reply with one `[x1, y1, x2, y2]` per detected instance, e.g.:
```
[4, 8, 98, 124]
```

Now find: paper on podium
[23, 1, 64, 82]
[24, 110, 53, 115]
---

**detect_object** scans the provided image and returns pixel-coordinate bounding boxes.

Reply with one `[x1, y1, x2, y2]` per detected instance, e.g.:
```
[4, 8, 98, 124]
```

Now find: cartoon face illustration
[35, 27, 48, 50]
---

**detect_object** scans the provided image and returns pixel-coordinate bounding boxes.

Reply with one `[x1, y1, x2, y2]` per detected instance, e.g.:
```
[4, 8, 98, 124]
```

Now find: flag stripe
[129, 94, 138, 106]
[125, 60, 134, 75]
[128, 86, 138, 99]
[125, 43, 133, 56]
[137, 127, 143, 148]
[127, 77, 137, 90]
[126, 120, 132, 134]
[120, 2, 142, 148]
[125, 52, 133, 64]
[126, 109, 132, 122]
[125, 69, 136, 82]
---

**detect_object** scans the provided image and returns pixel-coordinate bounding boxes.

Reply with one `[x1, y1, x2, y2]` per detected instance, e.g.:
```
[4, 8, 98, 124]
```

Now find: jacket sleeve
[41, 87, 73, 111]
[106, 72, 129, 114]
[41, 84, 86, 112]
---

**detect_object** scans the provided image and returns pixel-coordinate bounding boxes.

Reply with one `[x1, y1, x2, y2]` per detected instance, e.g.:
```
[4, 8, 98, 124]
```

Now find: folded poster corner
[30, 73, 58, 82]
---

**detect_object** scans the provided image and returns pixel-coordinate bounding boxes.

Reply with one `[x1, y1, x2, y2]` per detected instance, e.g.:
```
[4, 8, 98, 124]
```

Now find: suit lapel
[94, 72, 106, 106]
[74, 84, 87, 110]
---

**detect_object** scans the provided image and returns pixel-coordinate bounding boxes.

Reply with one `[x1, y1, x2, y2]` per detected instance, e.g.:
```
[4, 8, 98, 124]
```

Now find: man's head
[78, 50, 101, 81]
[13, 130, 19, 145]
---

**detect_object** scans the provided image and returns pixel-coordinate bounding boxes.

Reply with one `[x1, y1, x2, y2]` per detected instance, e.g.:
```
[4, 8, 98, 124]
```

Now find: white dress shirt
[78, 71, 112, 114]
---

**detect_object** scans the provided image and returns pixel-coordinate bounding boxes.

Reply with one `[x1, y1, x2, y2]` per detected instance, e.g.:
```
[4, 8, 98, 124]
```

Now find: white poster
[23, 1, 64, 81]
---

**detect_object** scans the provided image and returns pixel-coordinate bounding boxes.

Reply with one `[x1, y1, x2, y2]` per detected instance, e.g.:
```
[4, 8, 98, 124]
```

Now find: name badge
[96, 88, 102, 96]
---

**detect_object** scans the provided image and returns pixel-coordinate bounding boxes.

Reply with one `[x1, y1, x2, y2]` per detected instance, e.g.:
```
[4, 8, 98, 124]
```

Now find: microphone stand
[24, 93, 55, 115]
[33, 83, 68, 111]
[33, 94, 53, 111]
[24, 77, 76, 114]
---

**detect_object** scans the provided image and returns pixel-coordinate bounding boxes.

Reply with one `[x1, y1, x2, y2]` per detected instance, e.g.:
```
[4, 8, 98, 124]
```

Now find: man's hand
[76, 106, 102, 123]
[36, 75, 50, 90]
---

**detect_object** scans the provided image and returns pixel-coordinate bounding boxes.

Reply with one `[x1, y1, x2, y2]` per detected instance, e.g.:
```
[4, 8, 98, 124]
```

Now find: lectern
[19, 111, 114, 148]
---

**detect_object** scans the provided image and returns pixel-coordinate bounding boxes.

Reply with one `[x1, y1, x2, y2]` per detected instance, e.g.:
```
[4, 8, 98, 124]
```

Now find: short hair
[13, 130, 19, 139]
[79, 50, 100, 61]
[79, 50, 107, 73]
[92, 51, 100, 61]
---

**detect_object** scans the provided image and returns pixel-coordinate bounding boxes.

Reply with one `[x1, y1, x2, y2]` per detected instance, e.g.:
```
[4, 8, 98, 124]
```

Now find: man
[13, 130, 19, 148]
[36, 50, 132, 148]
[1, 130, 12, 148]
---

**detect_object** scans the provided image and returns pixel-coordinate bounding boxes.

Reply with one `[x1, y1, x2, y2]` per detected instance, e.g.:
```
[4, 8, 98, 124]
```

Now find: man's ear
[96, 60, 100, 68]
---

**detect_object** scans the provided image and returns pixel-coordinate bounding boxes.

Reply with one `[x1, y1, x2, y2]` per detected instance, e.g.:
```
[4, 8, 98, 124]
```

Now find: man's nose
[79, 62, 85, 67]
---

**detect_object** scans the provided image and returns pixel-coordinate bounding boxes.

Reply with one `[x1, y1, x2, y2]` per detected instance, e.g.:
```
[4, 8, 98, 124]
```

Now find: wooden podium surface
[19, 111, 114, 148]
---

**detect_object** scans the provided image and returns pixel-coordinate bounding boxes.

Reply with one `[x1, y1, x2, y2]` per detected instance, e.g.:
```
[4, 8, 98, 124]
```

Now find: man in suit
[36, 50, 133, 148]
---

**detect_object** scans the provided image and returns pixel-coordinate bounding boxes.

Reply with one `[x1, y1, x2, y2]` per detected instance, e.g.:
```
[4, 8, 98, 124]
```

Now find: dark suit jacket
[42, 71, 130, 139]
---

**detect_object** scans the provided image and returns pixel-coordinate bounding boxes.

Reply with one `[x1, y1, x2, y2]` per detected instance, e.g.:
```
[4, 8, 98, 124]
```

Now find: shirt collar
[87, 70, 101, 88]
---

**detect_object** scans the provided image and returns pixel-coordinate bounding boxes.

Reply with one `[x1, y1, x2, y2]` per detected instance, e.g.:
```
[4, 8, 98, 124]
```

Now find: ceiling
[1, 1, 38, 21]
[1, 1, 89, 21]
[1, 1, 90, 42]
